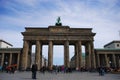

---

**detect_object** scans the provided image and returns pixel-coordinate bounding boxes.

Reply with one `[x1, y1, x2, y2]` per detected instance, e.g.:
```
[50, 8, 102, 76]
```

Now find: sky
[0, 0, 120, 65]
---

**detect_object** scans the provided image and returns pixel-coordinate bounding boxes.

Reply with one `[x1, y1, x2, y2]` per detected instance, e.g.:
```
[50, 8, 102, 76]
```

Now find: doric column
[17, 53, 20, 69]
[90, 41, 96, 69]
[87, 42, 91, 69]
[117, 56, 120, 68]
[27, 43, 32, 68]
[85, 43, 89, 69]
[64, 40, 69, 68]
[48, 40, 53, 70]
[9, 53, 12, 66]
[40, 44, 42, 69]
[97, 54, 100, 67]
[105, 54, 109, 67]
[1, 53, 4, 66]
[75, 43, 79, 69]
[112, 54, 116, 68]
[119, 57, 120, 68]
[21, 40, 29, 70]
[78, 41, 82, 69]
[35, 40, 41, 70]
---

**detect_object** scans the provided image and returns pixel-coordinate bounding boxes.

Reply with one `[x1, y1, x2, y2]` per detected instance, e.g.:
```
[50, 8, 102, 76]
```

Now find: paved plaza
[0, 71, 120, 80]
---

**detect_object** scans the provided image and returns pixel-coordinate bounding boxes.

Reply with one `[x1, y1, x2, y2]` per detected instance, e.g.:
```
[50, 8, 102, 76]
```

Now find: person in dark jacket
[31, 64, 37, 79]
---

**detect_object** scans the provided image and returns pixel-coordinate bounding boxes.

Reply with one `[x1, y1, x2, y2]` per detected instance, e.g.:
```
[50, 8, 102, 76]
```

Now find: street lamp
[0, 55, 1, 65]
[109, 61, 111, 68]
[5, 56, 8, 66]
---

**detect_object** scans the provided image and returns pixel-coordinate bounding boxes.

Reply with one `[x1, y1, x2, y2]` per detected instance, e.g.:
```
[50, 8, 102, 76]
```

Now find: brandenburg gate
[21, 24, 96, 70]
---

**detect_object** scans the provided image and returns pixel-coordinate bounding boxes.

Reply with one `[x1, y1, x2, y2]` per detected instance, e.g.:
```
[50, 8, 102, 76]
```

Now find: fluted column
[40, 44, 42, 69]
[105, 54, 109, 67]
[75, 43, 79, 69]
[17, 53, 20, 69]
[117, 56, 120, 67]
[85, 42, 91, 69]
[90, 41, 96, 69]
[97, 54, 100, 67]
[64, 41, 69, 68]
[27, 43, 32, 68]
[9, 53, 12, 66]
[1, 53, 4, 66]
[48, 40, 53, 70]
[88, 43, 91, 69]
[85, 43, 91, 69]
[21, 40, 29, 70]
[118, 57, 120, 68]
[112, 54, 116, 68]
[78, 41, 82, 69]
[35, 40, 41, 70]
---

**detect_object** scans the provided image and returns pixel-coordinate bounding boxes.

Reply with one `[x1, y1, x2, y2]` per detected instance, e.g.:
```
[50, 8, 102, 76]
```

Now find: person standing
[31, 64, 38, 79]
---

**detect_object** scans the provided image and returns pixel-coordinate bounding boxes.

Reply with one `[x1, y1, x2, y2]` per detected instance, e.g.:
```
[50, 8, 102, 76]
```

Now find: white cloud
[1, 0, 120, 47]
[0, 30, 23, 47]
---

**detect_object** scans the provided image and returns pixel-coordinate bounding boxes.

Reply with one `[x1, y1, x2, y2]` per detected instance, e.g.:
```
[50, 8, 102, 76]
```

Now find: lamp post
[0, 55, 1, 66]
[118, 56, 120, 68]
[109, 61, 111, 68]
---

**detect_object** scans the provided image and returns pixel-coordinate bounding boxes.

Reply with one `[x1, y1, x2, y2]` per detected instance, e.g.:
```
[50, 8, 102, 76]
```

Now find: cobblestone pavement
[0, 71, 120, 80]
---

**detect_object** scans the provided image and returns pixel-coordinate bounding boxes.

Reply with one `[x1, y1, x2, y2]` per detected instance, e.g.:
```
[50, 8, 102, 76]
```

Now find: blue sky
[0, 0, 120, 65]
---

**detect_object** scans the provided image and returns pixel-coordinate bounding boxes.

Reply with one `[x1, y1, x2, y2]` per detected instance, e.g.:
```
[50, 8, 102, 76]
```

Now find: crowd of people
[0, 64, 17, 73]
[40, 66, 74, 74]
[1, 64, 120, 79]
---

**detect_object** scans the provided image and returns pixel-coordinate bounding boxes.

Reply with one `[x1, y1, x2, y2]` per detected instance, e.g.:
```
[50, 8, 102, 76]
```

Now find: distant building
[70, 53, 85, 68]
[0, 48, 22, 69]
[95, 40, 120, 68]
[104, 41, 120, 49]
[0, 39, 13, 48]
[0, 39, 48, 70]
[31, 53, 48, 67]
[70, 40, 120, 69]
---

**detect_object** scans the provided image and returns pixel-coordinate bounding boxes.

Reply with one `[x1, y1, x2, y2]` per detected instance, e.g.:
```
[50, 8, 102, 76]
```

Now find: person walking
[31, 64, 38, 79]
[98, 66, 105, 76]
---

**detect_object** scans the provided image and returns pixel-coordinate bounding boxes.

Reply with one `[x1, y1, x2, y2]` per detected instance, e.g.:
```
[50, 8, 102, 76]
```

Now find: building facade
[21, 25, 96, 70]
[0, 48, 21, 69]
[0, 40, 47, 70]
[104, 41, 120, 49]
[95, 41, 120, 68]
[95, 49, 120, 68]
[0, 40, 13, 48]
[0, 25, 119, 71]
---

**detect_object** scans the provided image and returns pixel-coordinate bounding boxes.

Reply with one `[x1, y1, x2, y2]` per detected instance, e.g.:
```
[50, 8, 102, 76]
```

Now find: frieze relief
[49, 28, 69, 33]
[48, 26, 70, 33]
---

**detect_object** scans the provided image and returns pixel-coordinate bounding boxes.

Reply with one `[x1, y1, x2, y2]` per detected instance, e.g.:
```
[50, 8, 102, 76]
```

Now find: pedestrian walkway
[0, 71, 120, 80]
